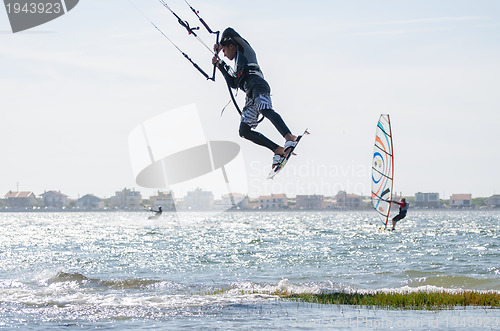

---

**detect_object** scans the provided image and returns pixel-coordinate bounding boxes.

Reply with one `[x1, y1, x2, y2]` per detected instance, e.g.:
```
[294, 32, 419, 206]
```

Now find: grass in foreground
[282, 290, 500, 309]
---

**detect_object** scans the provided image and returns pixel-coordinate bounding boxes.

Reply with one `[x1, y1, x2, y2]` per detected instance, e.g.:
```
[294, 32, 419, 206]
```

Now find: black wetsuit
[217, 28, 291, 152]
[392, 202, 408, 222]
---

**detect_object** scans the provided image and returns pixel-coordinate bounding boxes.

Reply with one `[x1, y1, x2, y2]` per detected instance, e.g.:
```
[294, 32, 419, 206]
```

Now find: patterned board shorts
[241, 93, 273, 128]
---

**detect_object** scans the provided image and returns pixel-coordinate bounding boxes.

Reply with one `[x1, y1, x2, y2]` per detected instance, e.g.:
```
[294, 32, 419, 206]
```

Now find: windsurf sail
[371, 114, 394, 227]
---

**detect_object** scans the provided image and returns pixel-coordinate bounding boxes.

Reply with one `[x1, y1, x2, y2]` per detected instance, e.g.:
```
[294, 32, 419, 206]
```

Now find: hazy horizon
[2, 0, 499, 199]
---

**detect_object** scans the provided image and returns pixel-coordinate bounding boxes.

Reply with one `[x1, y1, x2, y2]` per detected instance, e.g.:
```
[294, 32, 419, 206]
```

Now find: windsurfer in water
[212, 27, 297, 168]
[387, 198, 409, 230]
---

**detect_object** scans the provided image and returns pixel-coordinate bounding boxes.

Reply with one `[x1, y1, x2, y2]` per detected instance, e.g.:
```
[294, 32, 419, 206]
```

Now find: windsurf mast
[371, 114, 394, 227]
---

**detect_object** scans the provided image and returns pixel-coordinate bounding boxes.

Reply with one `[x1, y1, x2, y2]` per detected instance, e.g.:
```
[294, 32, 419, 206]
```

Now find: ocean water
[0, 210, 499, 330]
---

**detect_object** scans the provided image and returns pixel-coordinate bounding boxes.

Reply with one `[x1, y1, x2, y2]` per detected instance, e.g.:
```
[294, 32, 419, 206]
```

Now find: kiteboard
[148, 213, 161, 220]
[267, 129, 309, 179]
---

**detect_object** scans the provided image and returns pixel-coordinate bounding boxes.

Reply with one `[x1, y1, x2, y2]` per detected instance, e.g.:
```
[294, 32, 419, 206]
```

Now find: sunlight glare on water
[0, 210, 499, 329]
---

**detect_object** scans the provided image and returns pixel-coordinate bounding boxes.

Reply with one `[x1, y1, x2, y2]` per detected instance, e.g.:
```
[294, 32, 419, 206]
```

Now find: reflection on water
[0, 210, 498, 329]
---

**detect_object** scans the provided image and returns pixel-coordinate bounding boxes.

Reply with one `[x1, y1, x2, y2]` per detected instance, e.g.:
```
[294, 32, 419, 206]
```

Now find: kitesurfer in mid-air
[212, 27, 297, 168]
[386, 198, 409, 230]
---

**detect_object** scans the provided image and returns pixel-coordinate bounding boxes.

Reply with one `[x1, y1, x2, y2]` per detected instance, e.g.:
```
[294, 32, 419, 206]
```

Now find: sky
[1, 0, 499, 200]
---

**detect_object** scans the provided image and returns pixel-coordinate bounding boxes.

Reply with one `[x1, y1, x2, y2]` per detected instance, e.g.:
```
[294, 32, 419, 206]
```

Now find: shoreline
[1, 208, 499, 213]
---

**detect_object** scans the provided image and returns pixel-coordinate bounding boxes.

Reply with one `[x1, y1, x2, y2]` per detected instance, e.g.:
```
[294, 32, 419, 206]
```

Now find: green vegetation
[197, 286, 500, 310]
[282, 290, 500, 309]
[472, 197, 488, 207]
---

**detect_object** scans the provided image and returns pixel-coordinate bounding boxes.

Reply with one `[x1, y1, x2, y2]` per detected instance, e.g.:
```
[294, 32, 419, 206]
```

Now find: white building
[258, 194, 288, 209]
[450, 194, 472, 208]
[336, 191, 363, 209]
[485, 195, 500, 208]
[4, 191, 38, 209]
[415, 192, 440, 208]
[183, 188, 214, 210]
[110, 188, 142, 209]
[150, 191, 175, 211]
[76, 194, 104, 209]
[40, 190, 69, 208]
[296, 195, 324, 210]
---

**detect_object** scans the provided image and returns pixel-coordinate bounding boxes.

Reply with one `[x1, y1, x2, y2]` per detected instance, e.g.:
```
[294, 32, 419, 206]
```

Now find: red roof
[4, 191, 35, 198]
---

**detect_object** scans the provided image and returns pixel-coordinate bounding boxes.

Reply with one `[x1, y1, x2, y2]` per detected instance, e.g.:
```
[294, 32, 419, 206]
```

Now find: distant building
[4, 191, 38, 209]
[40, 190, 68, 209]
[246, 199, 260, 210]
[76, 194, 104, 209]
[259, 194, 288, 209]
[415, 192, 440, 208]
[183, 188, 214, 210]
[150, 191, 175, 211]
[322, 197, 337, 210]
[336, 191, 363, 209]
[110, 188, 142, 209]
[450, 194, 472, 208]
[296, 195, 324, 210]
[485, 195, 500, 208]
[221, 193, 249, 210]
